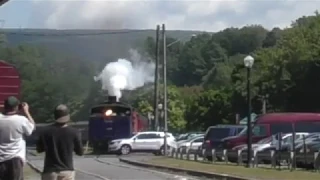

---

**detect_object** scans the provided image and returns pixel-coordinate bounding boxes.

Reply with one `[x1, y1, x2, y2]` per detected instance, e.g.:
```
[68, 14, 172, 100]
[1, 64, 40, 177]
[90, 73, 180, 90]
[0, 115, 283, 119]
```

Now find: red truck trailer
[0, 60, 21, 111]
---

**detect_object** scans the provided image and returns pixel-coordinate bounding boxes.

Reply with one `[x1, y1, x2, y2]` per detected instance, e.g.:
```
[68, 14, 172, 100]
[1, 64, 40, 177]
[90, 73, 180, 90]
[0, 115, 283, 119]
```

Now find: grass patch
[146, 158, 320, 180]
[24, 164, 40, 180]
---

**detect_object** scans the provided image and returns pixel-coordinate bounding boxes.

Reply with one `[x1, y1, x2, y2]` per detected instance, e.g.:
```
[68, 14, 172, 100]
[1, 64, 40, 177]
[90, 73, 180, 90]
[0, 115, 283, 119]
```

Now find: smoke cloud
[28, 1, 247, 31]
[94, 49, 155, 100]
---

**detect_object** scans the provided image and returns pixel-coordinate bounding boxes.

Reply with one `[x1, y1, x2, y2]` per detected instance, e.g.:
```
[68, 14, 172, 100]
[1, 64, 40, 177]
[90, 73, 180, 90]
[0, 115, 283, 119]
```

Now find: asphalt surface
[27, 152, 200, 180]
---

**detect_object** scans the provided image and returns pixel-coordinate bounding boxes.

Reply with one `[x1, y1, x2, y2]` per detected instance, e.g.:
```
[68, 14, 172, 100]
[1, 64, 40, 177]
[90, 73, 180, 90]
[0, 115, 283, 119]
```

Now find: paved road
[27, 153, 199, 180]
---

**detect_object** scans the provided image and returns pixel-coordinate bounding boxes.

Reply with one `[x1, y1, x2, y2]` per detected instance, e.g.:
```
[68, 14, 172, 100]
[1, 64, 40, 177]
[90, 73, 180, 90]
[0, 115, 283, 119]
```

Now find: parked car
[305, 142, 320, 152]
[176, 132, 203, 143]
[296, 136, 320, 153]
[108, 131, 177, 155]
[178, 135, 204, 153]
[232, 135, 273, 151]
[176, 133, 204, 146]
[280, 133, 320, 151]
[222, 113, 320, 149]
[233, 132, 309, 152]
[202, 124, 245, 160]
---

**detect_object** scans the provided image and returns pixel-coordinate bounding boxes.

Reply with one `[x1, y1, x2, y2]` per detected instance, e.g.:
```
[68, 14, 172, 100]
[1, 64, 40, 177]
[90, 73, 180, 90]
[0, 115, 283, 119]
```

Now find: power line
[0, 29, 147, 37]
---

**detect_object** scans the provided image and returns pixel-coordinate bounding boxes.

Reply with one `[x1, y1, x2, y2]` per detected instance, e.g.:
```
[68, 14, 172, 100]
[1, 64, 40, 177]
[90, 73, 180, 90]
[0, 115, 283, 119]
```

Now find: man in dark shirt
[36, 104, 83, 180]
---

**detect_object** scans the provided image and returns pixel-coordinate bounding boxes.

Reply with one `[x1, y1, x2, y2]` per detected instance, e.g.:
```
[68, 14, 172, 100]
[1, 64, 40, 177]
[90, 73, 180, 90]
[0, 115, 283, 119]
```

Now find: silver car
[108, 131, 177, 155]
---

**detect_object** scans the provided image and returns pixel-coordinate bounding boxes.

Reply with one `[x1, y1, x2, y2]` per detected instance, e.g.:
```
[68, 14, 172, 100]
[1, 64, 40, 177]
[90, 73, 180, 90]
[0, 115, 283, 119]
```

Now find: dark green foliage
[136, 12, 320, 132]
[1, 13, 320, 132]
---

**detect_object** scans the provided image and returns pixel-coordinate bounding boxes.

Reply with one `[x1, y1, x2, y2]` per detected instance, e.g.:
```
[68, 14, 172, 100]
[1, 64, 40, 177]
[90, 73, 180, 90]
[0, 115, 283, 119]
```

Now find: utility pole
[262, 94, 268, 114]
[153, 25, 160, 131]
[162, 24, 168, 156]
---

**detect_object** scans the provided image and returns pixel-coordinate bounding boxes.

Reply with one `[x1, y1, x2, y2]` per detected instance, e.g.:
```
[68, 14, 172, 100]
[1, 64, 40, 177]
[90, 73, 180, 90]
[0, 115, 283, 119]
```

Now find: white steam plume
[94, 49, 155, 100]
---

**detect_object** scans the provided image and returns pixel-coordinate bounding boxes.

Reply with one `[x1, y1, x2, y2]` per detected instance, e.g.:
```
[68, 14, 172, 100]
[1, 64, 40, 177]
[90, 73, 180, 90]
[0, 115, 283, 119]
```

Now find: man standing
[36, 104, 83, 180]
[0, 96, 35, 180]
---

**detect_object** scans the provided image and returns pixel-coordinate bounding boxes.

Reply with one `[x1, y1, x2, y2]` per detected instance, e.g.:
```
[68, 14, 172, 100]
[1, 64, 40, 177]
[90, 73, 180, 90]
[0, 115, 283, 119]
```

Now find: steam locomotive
[88, 96, 149, 153]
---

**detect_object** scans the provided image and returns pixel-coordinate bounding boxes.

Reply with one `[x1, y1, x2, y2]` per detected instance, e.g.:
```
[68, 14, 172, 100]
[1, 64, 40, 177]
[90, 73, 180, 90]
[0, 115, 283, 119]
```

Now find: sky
[0, 0, 319, 32]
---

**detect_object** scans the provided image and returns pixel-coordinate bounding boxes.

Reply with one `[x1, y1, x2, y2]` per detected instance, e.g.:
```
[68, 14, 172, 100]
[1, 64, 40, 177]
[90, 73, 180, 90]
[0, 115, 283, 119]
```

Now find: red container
[0, 61, 21, 111]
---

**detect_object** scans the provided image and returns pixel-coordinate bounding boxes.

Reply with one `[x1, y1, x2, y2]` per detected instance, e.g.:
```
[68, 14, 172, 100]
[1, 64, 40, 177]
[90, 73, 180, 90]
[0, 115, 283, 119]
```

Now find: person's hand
[21, 102, 29, 113]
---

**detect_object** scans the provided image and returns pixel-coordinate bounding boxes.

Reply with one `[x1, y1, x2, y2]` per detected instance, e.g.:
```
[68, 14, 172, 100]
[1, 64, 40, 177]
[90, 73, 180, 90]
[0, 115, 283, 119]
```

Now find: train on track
[88, 95, 149, 153]
[0, 61, 149, 152]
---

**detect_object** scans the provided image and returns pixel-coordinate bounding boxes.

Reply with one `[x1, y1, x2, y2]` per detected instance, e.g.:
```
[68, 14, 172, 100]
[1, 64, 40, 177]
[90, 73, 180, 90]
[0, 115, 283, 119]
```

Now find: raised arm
[21, 102, 35, 136]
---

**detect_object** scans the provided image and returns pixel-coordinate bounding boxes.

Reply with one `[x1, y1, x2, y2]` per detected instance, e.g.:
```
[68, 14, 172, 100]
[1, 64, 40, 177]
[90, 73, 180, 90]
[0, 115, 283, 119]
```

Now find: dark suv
[201, 125, 245, 160]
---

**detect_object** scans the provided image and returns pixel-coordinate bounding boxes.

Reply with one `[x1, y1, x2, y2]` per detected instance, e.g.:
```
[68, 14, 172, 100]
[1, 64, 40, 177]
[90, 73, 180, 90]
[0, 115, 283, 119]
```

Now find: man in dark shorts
[0, 96, 35, 180]
[36, 104, 83, 180]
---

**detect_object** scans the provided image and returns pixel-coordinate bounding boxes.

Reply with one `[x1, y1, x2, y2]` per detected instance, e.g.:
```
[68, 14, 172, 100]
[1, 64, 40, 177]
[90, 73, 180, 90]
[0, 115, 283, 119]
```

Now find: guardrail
[168, 147, 320, 171]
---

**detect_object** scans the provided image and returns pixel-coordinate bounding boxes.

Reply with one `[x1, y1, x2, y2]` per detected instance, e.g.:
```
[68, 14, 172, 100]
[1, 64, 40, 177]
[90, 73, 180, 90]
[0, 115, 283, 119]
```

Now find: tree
[262, 28, 282, 48]
[3, 12, 320, 133]
[0, 45, 96, 122]
[185, 89, 233, 131]
[135, 13, 320, 131]
[166, 86, 187, 132]
[0, 34, 5, 46]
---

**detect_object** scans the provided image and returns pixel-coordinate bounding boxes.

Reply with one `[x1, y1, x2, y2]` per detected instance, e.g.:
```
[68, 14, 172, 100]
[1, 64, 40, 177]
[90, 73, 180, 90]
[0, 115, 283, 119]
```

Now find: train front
[88, 96, 133, 153]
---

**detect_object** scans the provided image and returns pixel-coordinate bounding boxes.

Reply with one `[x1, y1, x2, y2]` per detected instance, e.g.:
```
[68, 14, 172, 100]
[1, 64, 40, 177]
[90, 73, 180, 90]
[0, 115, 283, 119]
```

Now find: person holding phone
[0, 96, 35, 180]
[36, 104, 83, 180]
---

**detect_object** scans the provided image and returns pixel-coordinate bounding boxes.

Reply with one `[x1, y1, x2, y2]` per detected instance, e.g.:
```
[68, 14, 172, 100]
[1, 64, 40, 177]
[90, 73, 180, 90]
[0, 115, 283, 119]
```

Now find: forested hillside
[0, 29, 201, 123]
[1, 29, 201, 61]
[1, 13, 319, 133]
[134, 13, 320, 132]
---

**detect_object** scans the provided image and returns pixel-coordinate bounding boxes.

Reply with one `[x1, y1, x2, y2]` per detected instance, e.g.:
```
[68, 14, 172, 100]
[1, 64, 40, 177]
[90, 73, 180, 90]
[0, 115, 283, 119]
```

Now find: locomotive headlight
[105, 109, 113, 116]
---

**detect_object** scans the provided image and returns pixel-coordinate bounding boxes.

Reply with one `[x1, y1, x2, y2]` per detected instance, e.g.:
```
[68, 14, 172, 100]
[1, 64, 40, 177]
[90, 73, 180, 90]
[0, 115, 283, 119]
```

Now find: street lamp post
[244, 55, 254, 168]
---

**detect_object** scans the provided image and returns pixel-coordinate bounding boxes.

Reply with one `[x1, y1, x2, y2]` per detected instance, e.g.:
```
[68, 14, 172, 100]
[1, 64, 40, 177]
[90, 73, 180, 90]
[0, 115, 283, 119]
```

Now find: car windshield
[257, 136, 272, 144]
[238, 124, 267, 136]
[184, 134, 201, 141]
[176, 134, 189, 141]
[205, 128, 230, 139]
[306, 133, 320, 139]
[187, 135, 204, 142]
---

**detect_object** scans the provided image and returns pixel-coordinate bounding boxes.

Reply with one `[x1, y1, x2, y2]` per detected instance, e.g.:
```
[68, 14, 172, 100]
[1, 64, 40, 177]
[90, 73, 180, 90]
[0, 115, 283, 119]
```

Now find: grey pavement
[27, 157, 103, 180]
[27, 153, 200, 180]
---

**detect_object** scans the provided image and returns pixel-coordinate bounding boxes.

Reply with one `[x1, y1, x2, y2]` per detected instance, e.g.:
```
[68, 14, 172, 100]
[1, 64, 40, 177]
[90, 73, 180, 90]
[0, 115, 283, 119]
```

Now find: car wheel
[120, 145, 131, 155]
[198, 147, 203, 157]
[206, 156, 213, 161]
